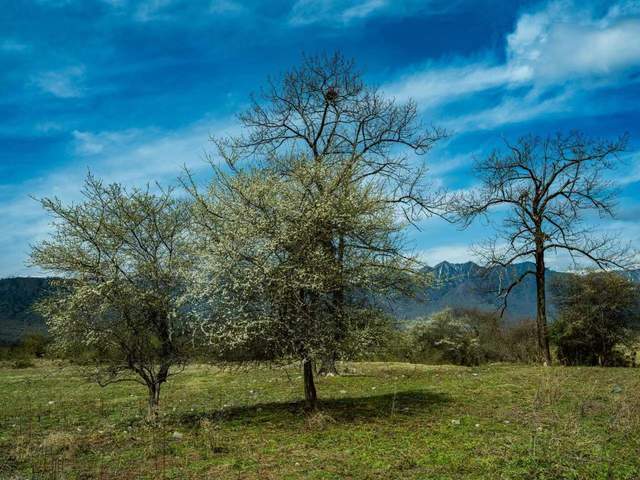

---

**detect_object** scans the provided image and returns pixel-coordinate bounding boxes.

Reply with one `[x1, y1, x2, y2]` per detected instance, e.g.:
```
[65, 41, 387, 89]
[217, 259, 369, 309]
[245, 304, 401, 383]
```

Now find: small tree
[410, 309, 483, 366]
[186, 157, 424, 410]
[455, 132, 631, 364]
[31, 175, 192, 416]
[552, 272, 639, 366]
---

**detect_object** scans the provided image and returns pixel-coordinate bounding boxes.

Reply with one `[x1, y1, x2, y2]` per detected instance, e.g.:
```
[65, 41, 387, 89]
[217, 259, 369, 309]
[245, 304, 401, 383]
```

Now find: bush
[362, 318, 414, 363]
[0, 332, 51, 361]
[408, 309, 484, 366]
[11, 358, 35, 369]
[551, 272, 639, 366]
[20, 332, 50, 357]
[367, 309, 540, 366]
[406, 308, 534, 366]
[500, 320, 540, 363]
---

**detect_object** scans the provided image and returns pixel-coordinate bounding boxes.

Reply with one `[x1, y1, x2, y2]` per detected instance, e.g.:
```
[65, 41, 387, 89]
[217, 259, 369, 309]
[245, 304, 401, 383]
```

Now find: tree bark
[318, 234, 345, 378]
[147, 383, 161, 419]
[303, 358, 318, 411]
[318, 353, 339, 376]
[534, 246, 552, 365]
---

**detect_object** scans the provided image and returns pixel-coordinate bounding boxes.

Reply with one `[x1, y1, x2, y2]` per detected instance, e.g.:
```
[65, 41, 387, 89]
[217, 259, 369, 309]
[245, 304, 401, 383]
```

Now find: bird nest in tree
[324, 86, 338, 104]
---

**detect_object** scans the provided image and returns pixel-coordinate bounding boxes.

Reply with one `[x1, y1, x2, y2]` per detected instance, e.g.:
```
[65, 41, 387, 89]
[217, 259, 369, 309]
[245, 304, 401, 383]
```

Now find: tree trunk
[147, 383, 161, 419]
[303, 358, 318, 411]
[319, 234, 345, 378]
[534, 248, 552, 365]
[318, 353, 339, 376]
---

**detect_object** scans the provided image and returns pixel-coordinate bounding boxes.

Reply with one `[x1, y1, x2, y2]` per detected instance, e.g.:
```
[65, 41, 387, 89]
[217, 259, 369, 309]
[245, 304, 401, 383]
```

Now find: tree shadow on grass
[178, 390, 450, 427]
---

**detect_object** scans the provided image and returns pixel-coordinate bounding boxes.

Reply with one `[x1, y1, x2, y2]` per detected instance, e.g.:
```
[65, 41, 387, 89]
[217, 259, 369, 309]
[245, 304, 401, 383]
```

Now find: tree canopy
[31, 175, 193, 415]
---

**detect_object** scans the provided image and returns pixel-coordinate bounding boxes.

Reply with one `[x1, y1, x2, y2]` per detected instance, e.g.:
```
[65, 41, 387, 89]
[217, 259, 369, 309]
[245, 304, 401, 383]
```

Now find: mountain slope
[0, 277, 53, 345]
[388, 261, 568, 322]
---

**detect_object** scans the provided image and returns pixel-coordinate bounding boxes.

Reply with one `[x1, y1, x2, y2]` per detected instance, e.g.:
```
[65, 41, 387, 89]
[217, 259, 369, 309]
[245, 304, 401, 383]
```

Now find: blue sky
[1, 0, 640, 277]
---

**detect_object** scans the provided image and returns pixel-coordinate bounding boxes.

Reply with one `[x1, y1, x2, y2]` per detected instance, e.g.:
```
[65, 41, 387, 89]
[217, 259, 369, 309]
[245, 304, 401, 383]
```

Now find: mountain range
[2, 262, 639, 344]
[391, 261, 640, 322]
[388, 261, 563, 322]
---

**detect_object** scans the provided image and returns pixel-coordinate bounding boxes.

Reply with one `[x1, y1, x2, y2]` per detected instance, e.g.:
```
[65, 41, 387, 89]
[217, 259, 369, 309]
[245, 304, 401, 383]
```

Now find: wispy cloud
[616, 151, 640, 186]
[208, 0, 245, 15]
[134, 0, 175, 21]
[443, 88, 575, 132]
[0, 116, 234, 277]
[288, 0, 459, 26]
[417, 244, 476, 266]
[384, 0, 640, 130]
[506, 1, 640, 81]
[121, 0, 246, 22]
[289, 0, 386, 26]
[71, 129, 148, 156]
[0, 39, 29, 52]
[32, 66, 85, 98]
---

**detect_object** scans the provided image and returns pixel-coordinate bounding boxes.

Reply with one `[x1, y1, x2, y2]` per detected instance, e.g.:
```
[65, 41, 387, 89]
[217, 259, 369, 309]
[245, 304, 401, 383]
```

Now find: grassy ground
[1, 361, 639, 479]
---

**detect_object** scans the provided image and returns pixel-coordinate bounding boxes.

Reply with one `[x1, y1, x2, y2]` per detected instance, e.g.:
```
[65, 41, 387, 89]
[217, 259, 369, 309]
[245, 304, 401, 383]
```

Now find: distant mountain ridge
[2, 262, 639, 343]
[391, 261, 640, 322]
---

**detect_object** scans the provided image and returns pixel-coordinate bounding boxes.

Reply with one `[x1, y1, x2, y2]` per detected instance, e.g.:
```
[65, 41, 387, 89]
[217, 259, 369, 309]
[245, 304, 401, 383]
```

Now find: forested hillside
[0, 277, 52, 345]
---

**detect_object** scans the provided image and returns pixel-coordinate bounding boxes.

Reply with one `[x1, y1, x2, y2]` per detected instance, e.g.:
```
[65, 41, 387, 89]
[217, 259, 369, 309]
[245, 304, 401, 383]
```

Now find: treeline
[23, 53, 635, 416]
[374, 309, 540, 366]
[0, 277, 52, 345]
[377, 271, 640, 367]
[11, 273, 640, 369]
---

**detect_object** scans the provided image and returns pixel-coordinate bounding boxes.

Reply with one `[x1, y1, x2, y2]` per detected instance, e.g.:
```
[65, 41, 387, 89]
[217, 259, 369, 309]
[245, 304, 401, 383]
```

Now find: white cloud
[616, 151, 640, 186]
[383, 0, 640, 130]
[0, 116, 236, 278]
[289, 0, 387, 25]
[288, 0, 460, 26]
[128, 0, 244, 21]
[35, 122, 64, 134]
[507, 2, 640, 82]
[33, 66, 85, 98]
[417, 244, 476, 266]
[443, 88, 574, 132]
[1, 39, 28, 52]
[134, 0, 174, 21]
[427, 152, 475, 177]
[209, 0, 245, 15]
[72, 129, 147, 156]
[340, 0, 386, 22]
[385, 60, 532, 106]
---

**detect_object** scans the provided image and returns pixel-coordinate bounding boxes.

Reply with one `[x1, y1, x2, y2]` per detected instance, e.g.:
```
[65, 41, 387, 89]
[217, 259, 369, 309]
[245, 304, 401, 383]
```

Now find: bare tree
[214, 52, 446, 375]
[455, 132, 633, 364]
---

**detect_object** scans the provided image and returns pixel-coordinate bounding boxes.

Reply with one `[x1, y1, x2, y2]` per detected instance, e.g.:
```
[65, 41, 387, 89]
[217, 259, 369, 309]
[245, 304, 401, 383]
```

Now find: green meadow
[1, 361, 639, 479]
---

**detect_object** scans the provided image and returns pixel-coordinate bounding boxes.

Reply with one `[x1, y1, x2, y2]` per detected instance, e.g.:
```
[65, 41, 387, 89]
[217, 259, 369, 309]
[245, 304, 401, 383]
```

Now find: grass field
[1, 361, 639, 479]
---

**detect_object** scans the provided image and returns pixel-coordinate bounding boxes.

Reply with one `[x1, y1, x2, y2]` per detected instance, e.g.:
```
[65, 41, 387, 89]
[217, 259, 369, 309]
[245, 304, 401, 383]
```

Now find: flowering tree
[210, 52, 446, 376]
[185, 156, 425, 410]
[31, 175, 193, 417]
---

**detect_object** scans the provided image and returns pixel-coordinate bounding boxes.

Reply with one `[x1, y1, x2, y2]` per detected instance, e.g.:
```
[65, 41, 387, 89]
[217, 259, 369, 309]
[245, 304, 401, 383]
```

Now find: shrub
[20, 332, 50, 358]
[378, 309, 541, 366]
[348, 309, 545, 366]
[408, 309, 486, 366]
[11, 358, 35, 369]
[551, 272, 639, 366]
[500, 319, 540, 363]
